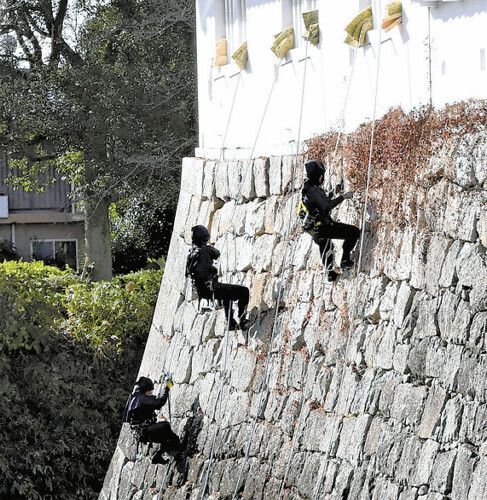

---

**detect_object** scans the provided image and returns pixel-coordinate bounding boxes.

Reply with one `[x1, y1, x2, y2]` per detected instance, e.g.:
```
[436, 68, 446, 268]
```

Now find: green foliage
[0, 261, 74, 353]
[0, 261, 163, 498]
[63, 267, 164, 356]
[0, 0, 196, 277]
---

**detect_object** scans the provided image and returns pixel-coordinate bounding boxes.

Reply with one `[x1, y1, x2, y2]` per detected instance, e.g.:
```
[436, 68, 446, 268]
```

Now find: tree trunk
[84, 195, 112, 281]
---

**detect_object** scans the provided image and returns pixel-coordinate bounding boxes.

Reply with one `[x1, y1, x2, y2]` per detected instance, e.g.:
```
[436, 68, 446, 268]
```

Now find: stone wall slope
[100, 132, 487, 500]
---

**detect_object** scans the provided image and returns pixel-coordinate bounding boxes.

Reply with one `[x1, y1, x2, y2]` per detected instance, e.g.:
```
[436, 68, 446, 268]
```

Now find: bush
[62, 267, 164, 357]
[0, 261, 75, 353]
[0, 261, 163, 499]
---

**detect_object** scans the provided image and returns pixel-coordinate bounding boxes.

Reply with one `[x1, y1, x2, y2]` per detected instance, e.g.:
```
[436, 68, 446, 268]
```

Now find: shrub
[0, 261, 163, 499]
[62, 267, 164, 357]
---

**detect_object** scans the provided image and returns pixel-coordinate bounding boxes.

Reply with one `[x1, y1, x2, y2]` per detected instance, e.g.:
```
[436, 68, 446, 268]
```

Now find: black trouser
[314, 222, 360, 270]
[140, 421, 182, 451]
[214, 283, 249, 321]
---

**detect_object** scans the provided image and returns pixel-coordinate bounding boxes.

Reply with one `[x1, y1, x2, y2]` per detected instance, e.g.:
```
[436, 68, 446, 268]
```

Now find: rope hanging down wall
[312, 22, 384, 500]
[232, 39, 311, 500]
[278, 43, 360, 498]
[155, 69, 244, 500]
[199, 60, 284, 499]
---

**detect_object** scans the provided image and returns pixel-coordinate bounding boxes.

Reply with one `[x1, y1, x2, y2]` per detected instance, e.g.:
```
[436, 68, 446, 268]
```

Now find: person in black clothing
[122, 376, 183, 465]
[302, 159, 360, 281]
[186, 225, 251, 331]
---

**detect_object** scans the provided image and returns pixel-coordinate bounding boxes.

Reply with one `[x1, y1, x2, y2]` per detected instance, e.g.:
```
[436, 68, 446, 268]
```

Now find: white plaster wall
[195, 0, 487, 159]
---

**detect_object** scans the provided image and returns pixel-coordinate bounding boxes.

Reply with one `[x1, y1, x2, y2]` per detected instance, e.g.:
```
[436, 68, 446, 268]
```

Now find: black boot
[239, 317, 252, 331]
[341, 257, 354, 269]
[151, 448, 169, 465]
[227, 317, 238, 330]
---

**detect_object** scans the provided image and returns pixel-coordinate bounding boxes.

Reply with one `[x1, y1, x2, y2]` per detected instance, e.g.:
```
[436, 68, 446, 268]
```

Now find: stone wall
[99, 132, 487, 500]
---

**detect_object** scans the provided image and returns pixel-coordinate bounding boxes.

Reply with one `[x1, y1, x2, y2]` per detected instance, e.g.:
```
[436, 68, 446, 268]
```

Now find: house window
[31, 239, 78, 269]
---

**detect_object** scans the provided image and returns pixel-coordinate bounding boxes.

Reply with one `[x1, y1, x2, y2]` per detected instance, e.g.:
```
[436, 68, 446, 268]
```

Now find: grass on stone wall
[306, 100, 487, 222]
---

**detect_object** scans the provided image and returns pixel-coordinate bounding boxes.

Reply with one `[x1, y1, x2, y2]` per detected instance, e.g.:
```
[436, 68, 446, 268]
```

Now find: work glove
[343, 191, 353, 200]
[166, 379, 173, 389]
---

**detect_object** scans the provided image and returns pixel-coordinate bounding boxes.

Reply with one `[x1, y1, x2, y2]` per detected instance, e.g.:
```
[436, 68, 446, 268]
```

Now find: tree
[0, 0, 196, 280]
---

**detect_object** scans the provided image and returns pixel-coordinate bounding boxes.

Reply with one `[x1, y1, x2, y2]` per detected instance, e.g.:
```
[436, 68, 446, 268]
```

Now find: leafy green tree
[0, 0, 196, 280]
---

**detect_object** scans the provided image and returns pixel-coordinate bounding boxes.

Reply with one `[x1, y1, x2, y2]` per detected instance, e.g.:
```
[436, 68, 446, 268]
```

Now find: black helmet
[305, 159, 325, 185]
[135, 376, 154, 393]
[191, 225, 210, 246]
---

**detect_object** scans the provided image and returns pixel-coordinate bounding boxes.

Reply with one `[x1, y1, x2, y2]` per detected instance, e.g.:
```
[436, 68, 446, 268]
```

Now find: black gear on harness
[297, 194, 322, 238]
[185, 245, 218, 311]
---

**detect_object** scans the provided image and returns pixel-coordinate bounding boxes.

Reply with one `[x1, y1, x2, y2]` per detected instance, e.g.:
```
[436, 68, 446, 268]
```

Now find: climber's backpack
[297, 195, 321, 237]
[186, 245, 218, 298]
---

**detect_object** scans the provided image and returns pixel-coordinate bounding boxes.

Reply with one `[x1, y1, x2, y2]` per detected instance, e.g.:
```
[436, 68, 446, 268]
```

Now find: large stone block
[411, 439, 439, 487]
[227, 160, 242, 200]
[229, 347, 257, 391]
[202, 160, 216, 199]
[269, 156, 282, 195]
[444, 190, 479, 242]
[336, 415, 373, 466]
[215, 161, 229, 199]
[251, 234, 279, 272]
[424, 235, 451, 297]
[456, 242, 487, 311]
[418, 384, 447, 439]
[455, 132, 487, 187]
[253, 157, 270, 198]
[451, 444, 475, 500]
[390, 383, 428, 428]
[467, 454, 487, 500]
[181, 157, 205, 198]
[380, 281, 399, 321]
[429, 449, 456, 495]
[478, 209, 487, 247]
[393, 281, 415, 327]
[438, 291, 472, 345]
[440, 394, 464, 443]
[244, 199, 266, 236]
[241, 159, 256, 200]
[467, 312, 487, 354]
[396, 435, 422, 483]
[413, 295, 439, 340]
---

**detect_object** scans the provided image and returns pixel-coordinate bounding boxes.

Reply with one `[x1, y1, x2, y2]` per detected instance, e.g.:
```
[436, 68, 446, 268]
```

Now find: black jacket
[186, 225, 221, 296]
[124, 389, 169, 424]
[302, 160, 343, 226]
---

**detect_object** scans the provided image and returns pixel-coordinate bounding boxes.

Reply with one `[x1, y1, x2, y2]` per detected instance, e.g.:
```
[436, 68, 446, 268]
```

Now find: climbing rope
[329, 46, 359, 175]
[312, 24, 384, 500]
[199, 61, 284, 499]
[203, 71, 243, 225]
[200, 305, 233, 500]
[232, 41, 311, 500]
[278, 43, 361, 496]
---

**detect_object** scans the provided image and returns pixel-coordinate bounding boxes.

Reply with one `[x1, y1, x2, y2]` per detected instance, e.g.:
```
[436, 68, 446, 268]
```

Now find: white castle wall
[195, 0, 487, 159]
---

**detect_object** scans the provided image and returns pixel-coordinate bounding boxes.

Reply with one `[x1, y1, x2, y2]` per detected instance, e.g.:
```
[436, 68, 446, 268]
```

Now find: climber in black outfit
[301, 159, 360, 281]
[186, 225, 251, 331]
[122, 376, 183, 465]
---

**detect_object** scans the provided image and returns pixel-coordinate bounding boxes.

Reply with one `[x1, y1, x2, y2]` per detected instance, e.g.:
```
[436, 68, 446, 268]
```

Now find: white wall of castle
[195, 0, 487, 160]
